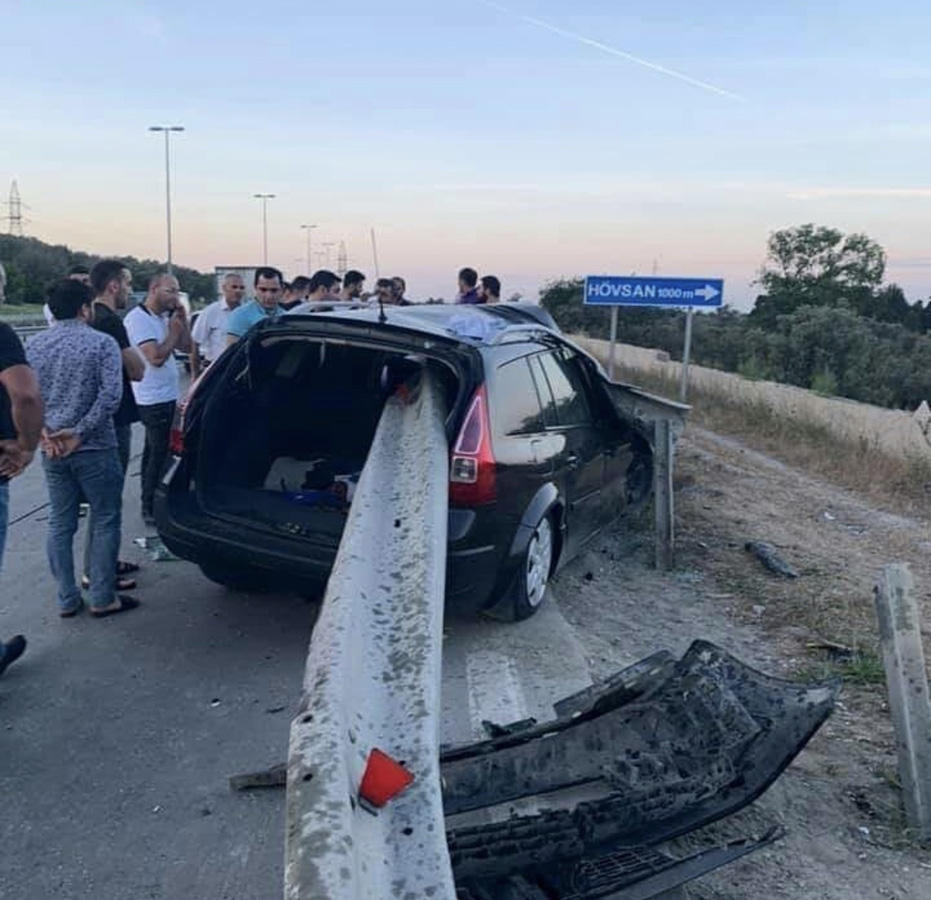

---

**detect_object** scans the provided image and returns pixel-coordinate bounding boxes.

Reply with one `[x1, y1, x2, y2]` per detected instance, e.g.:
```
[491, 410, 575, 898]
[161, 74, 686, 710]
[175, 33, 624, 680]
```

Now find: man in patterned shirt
[27, 279, 140, 619]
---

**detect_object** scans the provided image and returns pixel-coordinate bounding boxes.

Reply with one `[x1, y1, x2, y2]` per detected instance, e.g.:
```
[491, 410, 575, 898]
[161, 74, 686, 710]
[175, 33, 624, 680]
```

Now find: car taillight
[450, 386, 496, 506]
[169, 426, 184, 454]
[169, 376, 200, 456]
[169, 401, 186, 455]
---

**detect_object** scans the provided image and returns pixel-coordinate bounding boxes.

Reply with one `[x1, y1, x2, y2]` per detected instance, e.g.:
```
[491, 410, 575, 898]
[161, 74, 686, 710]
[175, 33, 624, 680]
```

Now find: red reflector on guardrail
[358, 749, 414, 809]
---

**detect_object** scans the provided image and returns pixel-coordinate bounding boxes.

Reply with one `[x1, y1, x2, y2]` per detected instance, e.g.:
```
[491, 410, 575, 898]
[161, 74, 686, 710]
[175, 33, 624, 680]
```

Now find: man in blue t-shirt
[226, 267, 285, 345]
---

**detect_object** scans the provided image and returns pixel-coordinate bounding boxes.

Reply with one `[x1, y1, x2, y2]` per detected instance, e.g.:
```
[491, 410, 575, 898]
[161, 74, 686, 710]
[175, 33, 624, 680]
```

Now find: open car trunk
[195, 327, 467, 547]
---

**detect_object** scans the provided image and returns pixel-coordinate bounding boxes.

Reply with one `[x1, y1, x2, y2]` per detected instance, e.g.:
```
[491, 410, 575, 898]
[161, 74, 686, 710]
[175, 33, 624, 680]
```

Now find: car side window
[536, 351, 591, 428]
[493, 358, 546, 436]
[528, 354, 558, 427]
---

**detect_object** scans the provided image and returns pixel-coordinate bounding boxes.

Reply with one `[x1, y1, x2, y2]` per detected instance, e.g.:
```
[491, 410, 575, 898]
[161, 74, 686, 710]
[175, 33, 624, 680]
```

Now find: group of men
[0, 259, 507, 676]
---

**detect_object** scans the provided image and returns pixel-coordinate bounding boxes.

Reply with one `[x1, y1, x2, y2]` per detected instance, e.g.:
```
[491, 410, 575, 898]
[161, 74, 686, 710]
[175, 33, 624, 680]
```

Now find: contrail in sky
[476, 0, 745, 102]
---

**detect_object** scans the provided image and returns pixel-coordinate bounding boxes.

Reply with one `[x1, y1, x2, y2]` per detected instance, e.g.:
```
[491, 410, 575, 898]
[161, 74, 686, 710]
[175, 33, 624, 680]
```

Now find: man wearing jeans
[124, 273, 191, 527]
[0, 313, 43, 673]
[27, 279, 139, 618]
[81, 260, 145, 592]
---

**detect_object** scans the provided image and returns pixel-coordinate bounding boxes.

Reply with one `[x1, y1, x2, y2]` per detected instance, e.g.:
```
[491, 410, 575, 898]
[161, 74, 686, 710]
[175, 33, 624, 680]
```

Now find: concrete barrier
[573, 336, 931, 461]
[284, 369, 454, 899]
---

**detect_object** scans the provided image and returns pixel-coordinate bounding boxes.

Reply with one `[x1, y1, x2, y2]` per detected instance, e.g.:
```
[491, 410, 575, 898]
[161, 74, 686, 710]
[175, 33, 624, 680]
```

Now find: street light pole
[148, 125, 184, 274]
[253, 193, 276, 265]
[300, 224, 317, 273]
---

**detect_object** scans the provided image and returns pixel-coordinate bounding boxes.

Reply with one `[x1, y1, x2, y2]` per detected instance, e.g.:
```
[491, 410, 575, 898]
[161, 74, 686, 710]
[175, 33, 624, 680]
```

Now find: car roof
[281, 301, 560, 348]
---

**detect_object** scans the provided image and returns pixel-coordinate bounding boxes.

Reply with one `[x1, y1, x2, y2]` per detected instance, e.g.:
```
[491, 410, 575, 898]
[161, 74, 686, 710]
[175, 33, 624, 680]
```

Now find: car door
[488, 355, 554, 527]
[571, 355, 637, 521]
[532, 350, 605, 554]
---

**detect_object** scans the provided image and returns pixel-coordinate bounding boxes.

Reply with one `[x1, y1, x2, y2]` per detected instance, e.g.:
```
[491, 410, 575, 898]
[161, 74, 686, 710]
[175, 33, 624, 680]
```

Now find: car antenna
[378, 293, 388, 325]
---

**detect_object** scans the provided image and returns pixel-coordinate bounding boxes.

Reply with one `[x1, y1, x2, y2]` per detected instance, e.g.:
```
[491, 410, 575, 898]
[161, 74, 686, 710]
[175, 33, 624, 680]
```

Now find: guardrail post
[654, 419, 674, 571]
[874, 563, 931, 840]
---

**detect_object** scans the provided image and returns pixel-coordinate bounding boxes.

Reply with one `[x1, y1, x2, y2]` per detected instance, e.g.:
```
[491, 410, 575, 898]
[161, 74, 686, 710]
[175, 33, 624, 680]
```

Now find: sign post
[681, 307, 694, 402]
[608, 307, 619, 379]
[584, 275, 724, 391]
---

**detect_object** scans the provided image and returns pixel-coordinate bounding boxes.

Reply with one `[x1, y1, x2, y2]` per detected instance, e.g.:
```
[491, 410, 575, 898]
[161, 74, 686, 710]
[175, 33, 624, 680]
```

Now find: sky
[2, 0, 930, 308]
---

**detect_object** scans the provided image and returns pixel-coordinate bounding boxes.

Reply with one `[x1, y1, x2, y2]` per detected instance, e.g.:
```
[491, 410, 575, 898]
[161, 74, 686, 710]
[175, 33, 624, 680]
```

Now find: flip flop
[116, 561, 140, 576]
[81, 576, 137, 591]
[90, 595, 141, 619]
[60, 601, 84, 619]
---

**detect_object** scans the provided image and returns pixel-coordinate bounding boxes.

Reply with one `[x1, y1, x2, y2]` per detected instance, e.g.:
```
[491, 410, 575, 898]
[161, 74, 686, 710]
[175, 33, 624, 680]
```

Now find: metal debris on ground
[229, 762, 288, 792]
[132, 534, 181, 561]
[445, 641, 836, 897]
[744, 540, 799, 578]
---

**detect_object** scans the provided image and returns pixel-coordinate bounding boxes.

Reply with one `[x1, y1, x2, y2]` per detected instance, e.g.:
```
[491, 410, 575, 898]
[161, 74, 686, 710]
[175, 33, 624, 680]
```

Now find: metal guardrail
[12, 323, 47, 344]
[284, 368, 454, 899]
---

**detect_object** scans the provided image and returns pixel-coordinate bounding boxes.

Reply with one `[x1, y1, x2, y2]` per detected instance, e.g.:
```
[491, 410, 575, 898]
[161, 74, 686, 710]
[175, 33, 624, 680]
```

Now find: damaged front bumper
[442, 640, 839, 899]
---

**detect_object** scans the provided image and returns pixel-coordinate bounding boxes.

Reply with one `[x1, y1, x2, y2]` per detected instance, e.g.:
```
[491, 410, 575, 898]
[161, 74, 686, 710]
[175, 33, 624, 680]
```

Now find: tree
[752, 224, 886, 327]
[0, 235, 216, 305]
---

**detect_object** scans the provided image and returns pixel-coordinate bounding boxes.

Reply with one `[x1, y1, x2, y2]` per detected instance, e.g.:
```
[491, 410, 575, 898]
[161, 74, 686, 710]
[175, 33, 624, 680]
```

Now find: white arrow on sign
[693, 285, 720, 301]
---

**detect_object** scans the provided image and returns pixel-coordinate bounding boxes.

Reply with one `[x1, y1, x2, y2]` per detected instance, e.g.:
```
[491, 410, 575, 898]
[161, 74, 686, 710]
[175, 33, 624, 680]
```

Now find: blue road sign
[584, 276, 724, 308]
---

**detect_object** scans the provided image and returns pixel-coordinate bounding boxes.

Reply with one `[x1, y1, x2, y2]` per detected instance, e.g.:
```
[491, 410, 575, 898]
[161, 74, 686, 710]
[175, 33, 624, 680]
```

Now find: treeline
[0, 235, 215, 305]
[541, 225, 931, 411]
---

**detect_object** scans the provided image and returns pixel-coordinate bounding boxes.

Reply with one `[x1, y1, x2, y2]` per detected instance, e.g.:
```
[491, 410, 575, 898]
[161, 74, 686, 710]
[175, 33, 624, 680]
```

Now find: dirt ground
[551, 425, 931, 900]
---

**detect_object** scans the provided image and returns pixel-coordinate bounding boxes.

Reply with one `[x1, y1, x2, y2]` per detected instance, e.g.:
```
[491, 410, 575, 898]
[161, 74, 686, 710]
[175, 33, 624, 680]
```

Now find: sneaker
[0, 635, 26, 677]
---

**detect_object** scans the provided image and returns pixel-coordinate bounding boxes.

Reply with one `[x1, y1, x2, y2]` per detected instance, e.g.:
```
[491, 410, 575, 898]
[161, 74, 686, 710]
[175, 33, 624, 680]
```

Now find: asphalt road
[0, 425, 594, 900]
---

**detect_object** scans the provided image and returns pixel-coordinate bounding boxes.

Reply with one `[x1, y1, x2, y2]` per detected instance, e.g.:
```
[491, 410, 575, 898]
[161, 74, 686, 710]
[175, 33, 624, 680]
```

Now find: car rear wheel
[509, 514, 555, 622]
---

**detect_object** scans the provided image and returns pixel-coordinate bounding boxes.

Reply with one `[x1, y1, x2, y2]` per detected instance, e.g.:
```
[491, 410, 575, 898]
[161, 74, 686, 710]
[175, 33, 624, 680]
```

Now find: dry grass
[613, 362, 931, 517]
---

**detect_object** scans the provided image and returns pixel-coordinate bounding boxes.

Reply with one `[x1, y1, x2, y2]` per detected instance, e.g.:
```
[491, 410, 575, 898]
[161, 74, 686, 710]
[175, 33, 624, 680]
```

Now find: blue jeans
[0, 480, 8, 568]
[43, 449, 123, 612]
[82, 424, 132, 578]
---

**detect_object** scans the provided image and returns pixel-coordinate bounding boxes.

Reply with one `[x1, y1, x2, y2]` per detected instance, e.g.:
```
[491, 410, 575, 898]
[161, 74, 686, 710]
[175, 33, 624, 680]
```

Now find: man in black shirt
[85, 260, 145, 590]
[0, 321, 43, 676]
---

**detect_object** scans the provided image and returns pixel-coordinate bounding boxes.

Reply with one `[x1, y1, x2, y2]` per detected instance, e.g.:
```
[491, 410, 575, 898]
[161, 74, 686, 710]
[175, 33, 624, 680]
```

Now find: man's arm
[128, 310, 185, 368]
[123, 346, 145, 382]
[190, 306, 214, 378]
[71, 341, 123, 443]
[0, 364, 43, 477]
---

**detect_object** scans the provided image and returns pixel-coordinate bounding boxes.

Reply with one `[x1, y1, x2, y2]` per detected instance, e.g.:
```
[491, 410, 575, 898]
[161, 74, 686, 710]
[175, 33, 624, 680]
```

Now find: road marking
[465, 649, 529, 739]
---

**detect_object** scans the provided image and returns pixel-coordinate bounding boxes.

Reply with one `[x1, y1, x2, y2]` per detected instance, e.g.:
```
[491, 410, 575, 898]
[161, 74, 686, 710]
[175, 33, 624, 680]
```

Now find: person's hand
[43, 428, 82, 459]
[0, 440, 35, 477]
[169, 311, 188, 341]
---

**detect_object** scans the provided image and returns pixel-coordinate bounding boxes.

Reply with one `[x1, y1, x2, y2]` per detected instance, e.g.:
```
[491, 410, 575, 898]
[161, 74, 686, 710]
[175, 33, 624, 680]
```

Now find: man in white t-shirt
[124, 273, 191, 527]
[190, 273, 245, 377]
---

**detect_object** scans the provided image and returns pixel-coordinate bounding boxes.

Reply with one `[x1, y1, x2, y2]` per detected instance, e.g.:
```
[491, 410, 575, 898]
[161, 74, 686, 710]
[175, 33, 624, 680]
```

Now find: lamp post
[148, 125, 184, 274]
[300, 224, 317, 273]
[253, 193, 276, 265]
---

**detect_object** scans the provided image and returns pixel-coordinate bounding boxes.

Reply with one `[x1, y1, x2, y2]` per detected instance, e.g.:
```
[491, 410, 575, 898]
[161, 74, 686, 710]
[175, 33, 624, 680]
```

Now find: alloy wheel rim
[525, 518, 553, 608]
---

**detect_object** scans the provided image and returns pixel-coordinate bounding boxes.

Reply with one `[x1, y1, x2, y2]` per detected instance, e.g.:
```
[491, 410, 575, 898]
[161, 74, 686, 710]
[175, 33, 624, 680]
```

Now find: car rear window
[493, 358, 545, 436]
[536, 351, 591, 428]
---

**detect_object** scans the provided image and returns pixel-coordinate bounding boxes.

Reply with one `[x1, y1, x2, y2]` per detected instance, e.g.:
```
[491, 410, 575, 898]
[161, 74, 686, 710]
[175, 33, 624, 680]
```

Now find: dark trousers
[138, 402, 176, 519]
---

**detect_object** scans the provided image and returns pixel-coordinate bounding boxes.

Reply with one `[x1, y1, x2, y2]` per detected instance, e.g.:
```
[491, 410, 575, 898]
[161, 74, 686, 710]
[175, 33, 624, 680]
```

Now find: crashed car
[155, 303, 655, 619]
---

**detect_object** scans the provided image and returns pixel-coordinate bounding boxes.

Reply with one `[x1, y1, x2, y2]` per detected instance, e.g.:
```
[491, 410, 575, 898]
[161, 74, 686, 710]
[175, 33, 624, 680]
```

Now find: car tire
[199, 563, 271, 593]
[506, 513, 556, 622]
